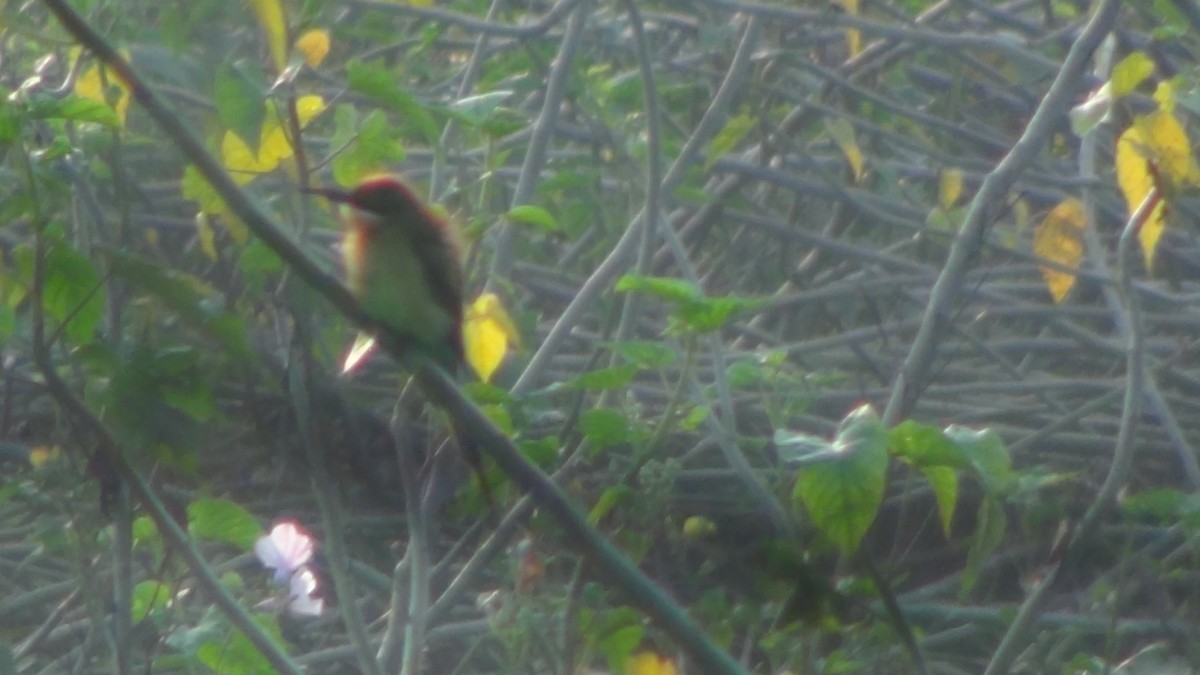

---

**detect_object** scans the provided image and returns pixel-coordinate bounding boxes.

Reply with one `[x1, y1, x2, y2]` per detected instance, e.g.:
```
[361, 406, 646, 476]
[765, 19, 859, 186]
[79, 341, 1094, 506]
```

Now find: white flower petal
[254, 521, 315, 584]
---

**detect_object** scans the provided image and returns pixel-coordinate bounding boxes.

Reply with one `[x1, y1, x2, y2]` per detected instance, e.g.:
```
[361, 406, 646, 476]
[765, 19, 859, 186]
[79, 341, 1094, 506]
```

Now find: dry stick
[429, 0, 507, 201]
[13, 588, 82, 660]
[612, 0, 664, 345]
[982, 185, 1158, 675]
[39, 2, 746, 672]
[350, 0, 581, 40]
[489, 0, 589, 283]
[111, 481, 133, 675]
[1076, 58, 1200, 487]
[388, 384, 434, 675]
[623, 18, 792, 535]
[881, 0, 1121, 426]
[513, 12, 763, 394]
[700, 0, 1059, 71]
[286, 345, 383, 675]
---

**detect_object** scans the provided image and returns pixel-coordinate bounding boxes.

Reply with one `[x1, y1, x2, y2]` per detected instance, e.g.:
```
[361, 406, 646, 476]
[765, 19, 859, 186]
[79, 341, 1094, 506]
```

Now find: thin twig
[882, 0, 1121, 425]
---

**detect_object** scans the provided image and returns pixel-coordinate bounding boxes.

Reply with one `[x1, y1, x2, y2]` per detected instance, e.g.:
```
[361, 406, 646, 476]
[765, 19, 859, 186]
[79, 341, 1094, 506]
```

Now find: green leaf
[726, 359, 764, 388]
[214, 60, 266, 149]
[602, 624, 644, 674]
[132, 515, 159, 547]
[328, 103, 359, 185]
[706, 112, 755, 170]
[105, 346, 208, 465]
[612, 340, 676, 368]
[449, 90, 513, 124]
[188, 497, 263, 550]
[0, 305, 15, 346]
[196, 615, 283, 675]
[792, 404, 888, 553]
[156, 347, 219, 421]
[1121, 487, 1185, 523]
[961, 496, 1006, 595]
[889, 420, 968, 469]
[506, 204, 559, 231]
[588, 485, 632, 524]
[679, 406, 709, 431]
[0, 95, 24, 144]
[30, 93, 119, 128]
[575, 365, 638, 390]
[675, 294, 759, 333]
[346, 60, 439, 145]
[581, 409, 631, 448]
[518, 437, 558, 468]
[181, 165, 227, 215]
[237, 239, 283, 291]
[16, 239, 105, 345]
[616, 274, 761, 333]
[945, 426, 1015, 495]
[919, 465, 958, 536]
[479, 107, 526, 138]
[586, 607, 644, 675]
[1110, 51, 1154, 98]
[331, 107, 406, 187]
[132, 580, 172, 621]
[616, 274, 700, 304]
[107, 251, 254, 363]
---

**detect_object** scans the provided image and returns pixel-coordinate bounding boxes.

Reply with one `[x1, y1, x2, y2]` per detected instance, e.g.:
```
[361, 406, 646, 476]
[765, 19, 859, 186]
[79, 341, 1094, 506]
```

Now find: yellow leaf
[1115, 123, 1168, 270]
[463, 293, 520, 383]
[840, 0, 861, 59]
[256, 122, 292, 169]
[1132, 110, 1197, 191]
[246, 0, 288, 72]
[221, 97, 325, 182]
[625, 652, 678, 675]
[294, 94, 326, 127]
[824, 118, 864, 182]
[28, 445, 60, 468]
[1117, 108, 1199, 270]
[939, 168, 963, 211]
[1110, 51, 1154, 98]
[294, 29, 330, 67]
[74, 60, 131, 126]
[222, 129, 275, 182]
[682, 516, 717, 538]
[196, 213, 218, 261]
[1154, 80, 1174, 114]
[1033, 198, 1086, 303]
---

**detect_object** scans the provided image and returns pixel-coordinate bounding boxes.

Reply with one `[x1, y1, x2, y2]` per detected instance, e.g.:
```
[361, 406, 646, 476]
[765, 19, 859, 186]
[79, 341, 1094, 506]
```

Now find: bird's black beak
[302, 186, 353, 204]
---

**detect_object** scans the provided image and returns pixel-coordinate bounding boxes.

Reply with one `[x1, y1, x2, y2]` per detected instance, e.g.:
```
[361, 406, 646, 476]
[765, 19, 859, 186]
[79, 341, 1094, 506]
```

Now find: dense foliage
[1, 1, 1199, 673]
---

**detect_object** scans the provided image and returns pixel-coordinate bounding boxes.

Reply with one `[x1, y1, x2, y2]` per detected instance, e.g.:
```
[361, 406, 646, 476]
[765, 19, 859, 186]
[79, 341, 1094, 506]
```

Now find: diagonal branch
[39, 1, 748, 671]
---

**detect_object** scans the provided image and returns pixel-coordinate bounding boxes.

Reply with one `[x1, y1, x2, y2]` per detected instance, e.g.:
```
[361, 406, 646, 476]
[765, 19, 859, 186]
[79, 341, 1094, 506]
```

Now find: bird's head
[304, 175, 426, 230]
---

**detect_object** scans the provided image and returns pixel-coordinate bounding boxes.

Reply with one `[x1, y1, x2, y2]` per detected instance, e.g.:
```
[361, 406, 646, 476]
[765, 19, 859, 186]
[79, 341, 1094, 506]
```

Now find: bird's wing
[412, 206, 466, 363]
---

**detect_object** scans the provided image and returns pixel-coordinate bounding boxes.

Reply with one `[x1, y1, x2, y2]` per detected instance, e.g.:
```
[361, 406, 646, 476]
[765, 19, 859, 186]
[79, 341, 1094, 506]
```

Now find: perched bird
[305, 174, 465, 371]
[305, 175, 492, 505]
